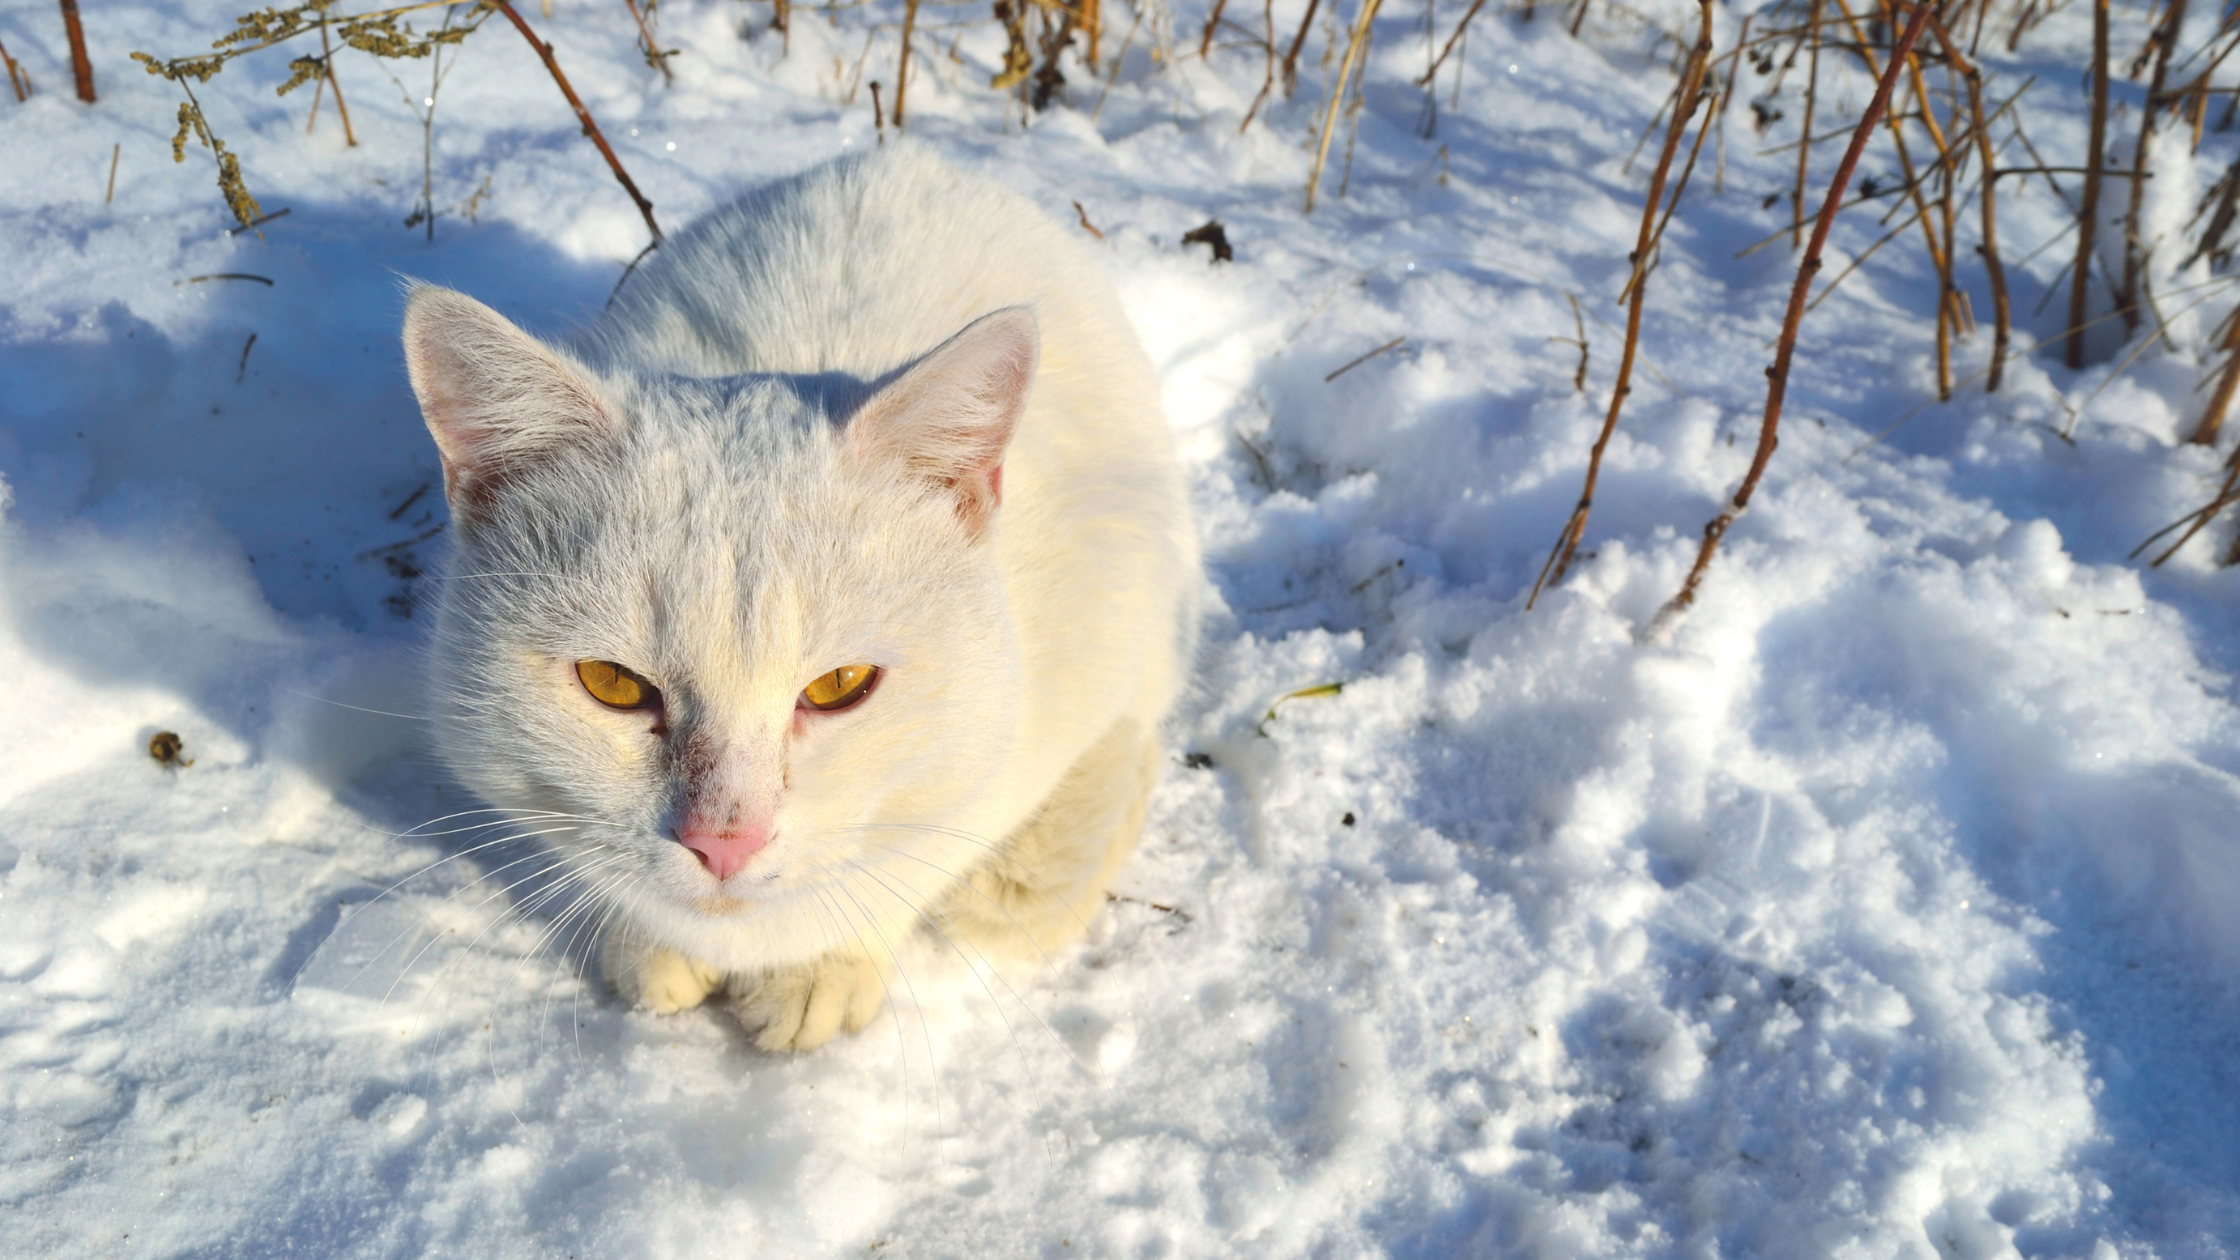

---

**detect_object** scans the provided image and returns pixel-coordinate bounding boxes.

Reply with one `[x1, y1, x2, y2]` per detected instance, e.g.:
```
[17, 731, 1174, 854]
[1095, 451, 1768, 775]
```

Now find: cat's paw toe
[734, 956, 887, 1052]
[634, 949, 723, 1015]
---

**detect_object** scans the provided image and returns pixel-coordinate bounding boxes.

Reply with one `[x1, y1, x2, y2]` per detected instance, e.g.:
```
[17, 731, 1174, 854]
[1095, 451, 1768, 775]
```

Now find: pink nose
[673, 822, 770, 880]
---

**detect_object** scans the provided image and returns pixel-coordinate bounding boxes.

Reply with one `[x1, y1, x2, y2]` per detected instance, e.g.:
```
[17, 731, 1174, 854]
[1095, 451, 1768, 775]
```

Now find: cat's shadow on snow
[1, 204, 649, 976]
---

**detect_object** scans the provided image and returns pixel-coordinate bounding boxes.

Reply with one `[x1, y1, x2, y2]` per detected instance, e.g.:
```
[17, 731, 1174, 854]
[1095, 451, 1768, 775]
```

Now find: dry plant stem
[1869, 0, 1965, 396]
[2190, 306, 2240, 443]
[1200, 0, 1229, 56]
[1567, 293, 1589, 390]
[2069, 0, 2108, 371]
[1, 36, 28, 102]
[1091, 0, 1144, 120]
[1831, 0, 1950, 327]
[1416, 0, 1487, 85]
[1631, 82, 1719, 303]
[1529, 0, 1713, 609]
[105, 142, 119, 201]
[1965, 65, 2011, 389]
[623, 0, 676, 83]
[1907, 65, 1958, 398]
[2139, 441, 2240, 566]
[2120, 0, 2186, 338]
[1280, 0, 1324, 95]
[1793, 0, 1825, 251]
[894, 0, 921, 126]
[59, 0, 95, 102]
[1715, 14, 1750, 193]
[1305, 0, 1385, 214]
[1650, 0, 1935, 636]
[489, 0, 662, 241]
[319, 17, 357, 145]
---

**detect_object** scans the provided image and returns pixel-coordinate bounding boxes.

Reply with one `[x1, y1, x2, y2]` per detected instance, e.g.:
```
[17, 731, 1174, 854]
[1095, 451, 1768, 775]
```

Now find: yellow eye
[576, 659, 659, 710]
[800, 664, 879, 712]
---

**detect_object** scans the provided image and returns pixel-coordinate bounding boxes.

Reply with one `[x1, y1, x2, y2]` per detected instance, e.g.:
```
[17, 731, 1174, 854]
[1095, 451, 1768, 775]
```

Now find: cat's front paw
[729, 955, 888, 1052]
[606, 942, 724, 1015]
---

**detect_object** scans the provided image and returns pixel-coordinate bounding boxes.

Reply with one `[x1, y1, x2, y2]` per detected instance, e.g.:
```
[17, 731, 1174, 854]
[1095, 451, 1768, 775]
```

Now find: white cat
[401, 143, 1200, 1051]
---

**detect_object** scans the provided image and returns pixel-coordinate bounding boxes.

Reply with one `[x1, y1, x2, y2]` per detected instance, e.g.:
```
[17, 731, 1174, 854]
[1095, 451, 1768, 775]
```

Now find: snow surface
[3, 0, 2240, 1254]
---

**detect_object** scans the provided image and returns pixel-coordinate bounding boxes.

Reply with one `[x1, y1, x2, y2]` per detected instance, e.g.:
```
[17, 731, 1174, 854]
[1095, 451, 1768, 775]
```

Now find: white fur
[402, 143, 1200, 1051]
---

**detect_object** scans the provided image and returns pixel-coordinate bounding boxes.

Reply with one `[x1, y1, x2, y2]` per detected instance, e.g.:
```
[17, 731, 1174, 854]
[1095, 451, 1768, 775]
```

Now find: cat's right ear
[402, 285, 622, 520]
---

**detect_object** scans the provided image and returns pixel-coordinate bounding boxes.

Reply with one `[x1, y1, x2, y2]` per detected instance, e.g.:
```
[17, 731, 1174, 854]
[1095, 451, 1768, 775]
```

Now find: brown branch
[2069, 0, 2108, 370]
[1305, 0, 1383, 213]
[2120, 0, 2186, 338]
[59, 0, 95, 102]
[1829, 0, 1952, 394]
[1964, 64, 2011, 390]
[1, 35, 28, 102]
[1530, 0, 1714, 609]
[1200, 0, 1230, 57]
[315, 17, 358, 145]
[2191, 305, 2240, 444]
[622, 0, 676, 83]
[1279, 0, 1322, 96]
[893, 0, 920, 126]
[489, 0, 661, 242]
[1648, 0, 1936, 637]
[1792, 0, 1826, 251]
[1416, 0, 1489, 86]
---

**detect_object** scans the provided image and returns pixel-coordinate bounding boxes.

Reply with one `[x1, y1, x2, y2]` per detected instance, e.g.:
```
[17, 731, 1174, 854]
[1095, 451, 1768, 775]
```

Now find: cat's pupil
[801, 664, 878, 711]
[577, 659, 658, 710]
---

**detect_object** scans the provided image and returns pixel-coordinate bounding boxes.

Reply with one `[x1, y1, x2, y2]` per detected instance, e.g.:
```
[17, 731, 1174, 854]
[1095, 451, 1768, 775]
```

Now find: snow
[4, 0, 2240, 1253]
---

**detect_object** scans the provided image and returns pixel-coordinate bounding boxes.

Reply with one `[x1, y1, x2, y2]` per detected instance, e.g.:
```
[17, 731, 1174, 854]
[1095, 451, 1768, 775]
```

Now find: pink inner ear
[848, 307, 1038, 534]
[401, 285, 620, 516]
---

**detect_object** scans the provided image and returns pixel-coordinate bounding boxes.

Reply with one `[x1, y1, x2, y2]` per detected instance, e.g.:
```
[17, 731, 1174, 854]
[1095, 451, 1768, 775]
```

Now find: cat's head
[401, 286, 1035, 961]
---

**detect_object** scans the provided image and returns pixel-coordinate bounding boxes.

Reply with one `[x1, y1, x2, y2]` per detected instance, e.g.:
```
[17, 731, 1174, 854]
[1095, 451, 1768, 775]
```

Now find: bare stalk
[894, 0, 921, 126]
[1, 35, 28, 102]
[2191, 305, 2240, 444]
[1793, 0, 1826, 251]
[1649, 0, 1937, 636]
[1714, 14, 1751, 193]
[2120, 0, 2187, 337]
[316, 15, 358, 144]
[1416, 0, 1487, 85]
[623, 0, 676, 83]
[1200, 0, 1230, 56]
[1964, 64, 2011, 388]
[59, 0, 95, 102]
[2069, 0, 2109, 370]
[1306, 0, 1385, 213]
[1530, 0, 1715, 608]
[489, 0, 663, 242]
[1280, 0, 1324, 96]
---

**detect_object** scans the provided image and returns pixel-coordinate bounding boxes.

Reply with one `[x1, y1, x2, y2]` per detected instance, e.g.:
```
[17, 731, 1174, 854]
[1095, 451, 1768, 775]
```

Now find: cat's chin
[682, 892, 765, 918]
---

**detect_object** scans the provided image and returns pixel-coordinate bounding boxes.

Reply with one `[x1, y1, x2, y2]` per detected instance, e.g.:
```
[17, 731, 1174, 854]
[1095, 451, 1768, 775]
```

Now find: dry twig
[59, 0, 95, 102]
[1306, 0, 1386, 213]
[1529, 0, 1715, 609]
[1648, 0, 1936, 637]
[1, 35, 28, 101]
[488, 0, 662, 242]
[2069, 0, 2109, 370]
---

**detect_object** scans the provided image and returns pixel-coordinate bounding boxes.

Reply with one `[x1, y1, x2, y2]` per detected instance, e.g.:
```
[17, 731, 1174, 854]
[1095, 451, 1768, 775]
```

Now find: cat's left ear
[847, 307, 1037, 537]
[402, 284, 623, 520]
